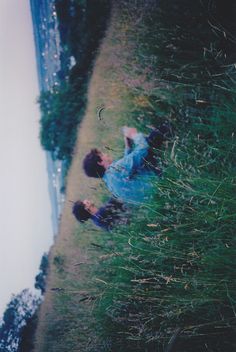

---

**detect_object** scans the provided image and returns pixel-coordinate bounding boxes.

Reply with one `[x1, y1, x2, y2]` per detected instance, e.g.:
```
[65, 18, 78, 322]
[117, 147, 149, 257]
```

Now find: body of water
[30, 0, 70, 235]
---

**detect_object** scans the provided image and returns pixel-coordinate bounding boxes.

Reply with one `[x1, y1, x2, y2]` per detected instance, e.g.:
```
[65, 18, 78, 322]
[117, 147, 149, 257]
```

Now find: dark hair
[83, 149, 105, 178]
[72, 201, 91, 223]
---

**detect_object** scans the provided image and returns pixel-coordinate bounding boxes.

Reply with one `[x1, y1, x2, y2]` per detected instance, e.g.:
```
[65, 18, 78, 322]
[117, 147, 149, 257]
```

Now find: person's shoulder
[96, 205, 107, 216]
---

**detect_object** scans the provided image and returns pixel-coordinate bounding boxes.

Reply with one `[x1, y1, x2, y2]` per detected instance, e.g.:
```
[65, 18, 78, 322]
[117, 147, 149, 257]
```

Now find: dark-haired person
[83, 123, 171, 205]
[72, 198, 129, 231]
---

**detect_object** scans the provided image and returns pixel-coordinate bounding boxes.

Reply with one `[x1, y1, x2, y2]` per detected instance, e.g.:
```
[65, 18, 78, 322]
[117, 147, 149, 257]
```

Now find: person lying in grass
[72, 198, 129, 231]
[83, 123, 172, 205]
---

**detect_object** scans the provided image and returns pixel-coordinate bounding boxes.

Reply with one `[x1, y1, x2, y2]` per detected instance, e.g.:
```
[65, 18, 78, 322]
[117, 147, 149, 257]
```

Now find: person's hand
[122, 126, 138, 139]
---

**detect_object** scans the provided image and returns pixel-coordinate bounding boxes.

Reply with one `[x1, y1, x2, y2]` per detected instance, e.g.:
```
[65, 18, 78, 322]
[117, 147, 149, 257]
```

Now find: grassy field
[33, 1, 236, 351]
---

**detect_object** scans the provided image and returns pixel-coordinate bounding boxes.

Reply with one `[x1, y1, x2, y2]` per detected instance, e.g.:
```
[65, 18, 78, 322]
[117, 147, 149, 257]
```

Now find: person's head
[72, 199, 97, 223]
[83, 149, 112, 178]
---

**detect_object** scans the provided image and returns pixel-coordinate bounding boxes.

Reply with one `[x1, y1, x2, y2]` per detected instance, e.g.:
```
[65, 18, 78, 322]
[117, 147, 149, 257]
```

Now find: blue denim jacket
[103, 133, 156, 204]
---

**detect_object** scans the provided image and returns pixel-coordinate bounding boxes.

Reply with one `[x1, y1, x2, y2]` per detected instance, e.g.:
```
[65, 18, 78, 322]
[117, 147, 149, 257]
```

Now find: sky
[0, 1, 53, 317]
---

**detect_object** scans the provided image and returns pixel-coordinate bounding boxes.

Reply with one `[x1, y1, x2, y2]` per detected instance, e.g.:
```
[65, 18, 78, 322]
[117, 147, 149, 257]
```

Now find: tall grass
[76, 1, 236, 351]
[92, 139, 236, 351]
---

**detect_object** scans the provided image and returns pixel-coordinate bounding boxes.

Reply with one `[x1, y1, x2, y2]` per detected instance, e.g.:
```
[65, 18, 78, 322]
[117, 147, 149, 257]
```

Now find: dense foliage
[55, 0, 111, 63]
[38, 82, 87, 163]
[34, 253, 49, 294]
[0, 253, 49, 352]
[0, 290, 40, 352]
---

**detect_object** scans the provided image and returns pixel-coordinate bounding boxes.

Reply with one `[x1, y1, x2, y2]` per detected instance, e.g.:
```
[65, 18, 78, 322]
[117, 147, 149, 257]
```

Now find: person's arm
[124, 136, 132, 156]
[115, 132, 149, 175]
[123, 127, 136, 156]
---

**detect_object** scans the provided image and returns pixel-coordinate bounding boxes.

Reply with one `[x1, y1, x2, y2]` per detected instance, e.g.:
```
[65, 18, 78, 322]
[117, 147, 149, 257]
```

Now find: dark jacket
[91, 198, 129, 231]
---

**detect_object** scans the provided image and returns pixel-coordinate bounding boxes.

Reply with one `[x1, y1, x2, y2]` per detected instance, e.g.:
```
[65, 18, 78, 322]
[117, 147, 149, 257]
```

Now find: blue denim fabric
[103, 133, 156, 204]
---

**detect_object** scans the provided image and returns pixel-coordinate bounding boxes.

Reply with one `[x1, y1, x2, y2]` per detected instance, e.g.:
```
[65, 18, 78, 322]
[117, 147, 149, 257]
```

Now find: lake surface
[30, 0, 69, 235]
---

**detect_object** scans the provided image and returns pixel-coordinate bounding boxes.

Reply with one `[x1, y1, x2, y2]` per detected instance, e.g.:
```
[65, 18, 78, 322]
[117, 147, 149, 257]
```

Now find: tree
[17, 313, 38, 352]
[38, 83, 85, 162]
[0, 289, 40, 352]
[34, 253, 49, 294]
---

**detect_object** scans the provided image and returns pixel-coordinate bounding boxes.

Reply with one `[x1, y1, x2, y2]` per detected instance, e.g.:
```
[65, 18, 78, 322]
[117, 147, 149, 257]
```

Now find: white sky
[0, 1, 53, 317]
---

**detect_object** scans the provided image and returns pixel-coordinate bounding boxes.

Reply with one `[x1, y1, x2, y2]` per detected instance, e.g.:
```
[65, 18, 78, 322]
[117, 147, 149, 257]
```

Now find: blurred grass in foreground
[81, 1, 236, 351]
